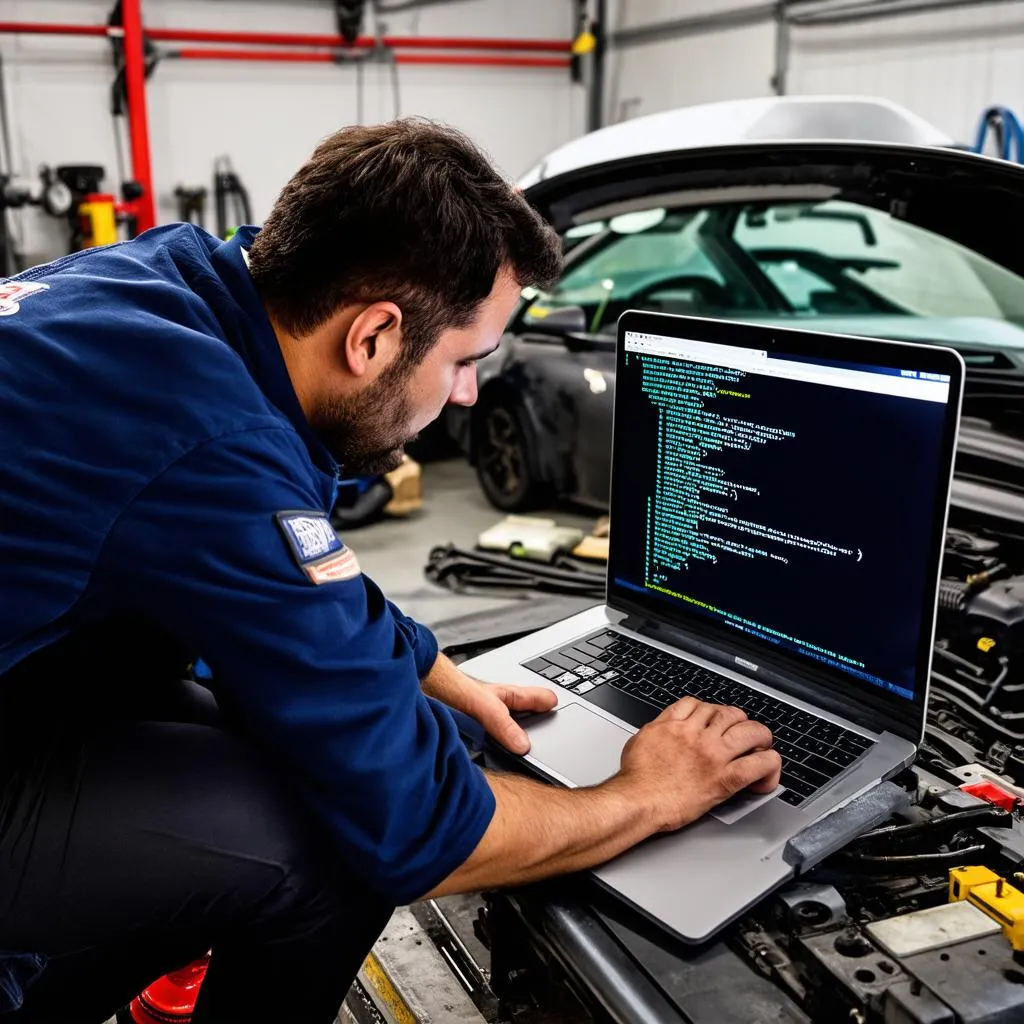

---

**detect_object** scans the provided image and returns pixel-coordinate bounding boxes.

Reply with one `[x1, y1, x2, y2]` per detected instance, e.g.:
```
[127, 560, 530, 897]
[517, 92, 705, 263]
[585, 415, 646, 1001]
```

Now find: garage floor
[355, 458, 597, 629]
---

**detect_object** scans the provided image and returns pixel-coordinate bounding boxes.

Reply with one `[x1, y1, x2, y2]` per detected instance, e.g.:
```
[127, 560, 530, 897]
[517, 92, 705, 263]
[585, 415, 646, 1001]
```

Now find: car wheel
[475, 401, 550, 512]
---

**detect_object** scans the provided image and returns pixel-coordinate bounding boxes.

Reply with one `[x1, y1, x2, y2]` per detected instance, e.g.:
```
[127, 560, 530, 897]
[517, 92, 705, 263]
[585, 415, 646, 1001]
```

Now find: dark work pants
[0, 675, 393, 1023]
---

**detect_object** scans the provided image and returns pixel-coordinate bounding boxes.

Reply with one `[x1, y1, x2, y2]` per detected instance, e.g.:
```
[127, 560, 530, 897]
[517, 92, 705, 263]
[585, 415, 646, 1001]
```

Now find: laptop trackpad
[526, 704, 780, 820]
[525, 703, 631, 788]
[709, 788, 781, 824]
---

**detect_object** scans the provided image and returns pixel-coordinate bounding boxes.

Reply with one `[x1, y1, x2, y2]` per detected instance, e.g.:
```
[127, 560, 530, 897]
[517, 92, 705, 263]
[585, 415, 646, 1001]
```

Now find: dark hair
[248, 118, 562, 365]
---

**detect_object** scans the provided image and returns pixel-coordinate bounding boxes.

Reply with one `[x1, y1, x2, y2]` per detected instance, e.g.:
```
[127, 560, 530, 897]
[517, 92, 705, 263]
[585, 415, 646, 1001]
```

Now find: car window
[522, 210, 753, 333]
[518, 197, 1024, 335]
[734, 200, 1024, 321]
[757, 258, 837, 311]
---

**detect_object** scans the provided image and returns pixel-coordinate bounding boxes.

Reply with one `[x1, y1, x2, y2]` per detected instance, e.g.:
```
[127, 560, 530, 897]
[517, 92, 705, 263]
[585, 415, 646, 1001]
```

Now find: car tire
[474, 400, 551, 512]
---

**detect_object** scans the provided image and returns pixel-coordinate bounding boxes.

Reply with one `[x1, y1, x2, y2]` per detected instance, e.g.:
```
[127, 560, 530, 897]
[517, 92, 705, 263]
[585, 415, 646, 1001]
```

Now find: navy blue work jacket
[0, 225, 495, 903]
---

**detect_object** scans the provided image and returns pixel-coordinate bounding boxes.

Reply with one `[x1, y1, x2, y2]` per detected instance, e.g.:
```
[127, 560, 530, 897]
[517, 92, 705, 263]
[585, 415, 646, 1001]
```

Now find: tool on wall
[54, 165, 117, 249]
[0, 162, 78, 274]
[336, 1, 368, 44]
[0, 167, 74, 276]
[213, 157, 252, 240]
[174, 186, 207, 229]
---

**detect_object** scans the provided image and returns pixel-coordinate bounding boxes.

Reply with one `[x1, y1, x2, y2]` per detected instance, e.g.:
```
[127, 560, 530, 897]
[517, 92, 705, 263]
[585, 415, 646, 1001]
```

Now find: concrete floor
[353, 458, 597, 628]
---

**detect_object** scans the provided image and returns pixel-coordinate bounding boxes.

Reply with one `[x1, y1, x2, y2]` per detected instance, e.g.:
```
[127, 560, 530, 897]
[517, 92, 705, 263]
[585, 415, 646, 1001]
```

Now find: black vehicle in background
[446, 97, 1024, 786]
[451, 97, 1024, 516]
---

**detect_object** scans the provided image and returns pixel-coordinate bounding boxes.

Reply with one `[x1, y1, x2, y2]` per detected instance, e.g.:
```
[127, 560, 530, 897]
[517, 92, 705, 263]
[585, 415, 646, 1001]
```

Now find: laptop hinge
[620, 613, 913, 740]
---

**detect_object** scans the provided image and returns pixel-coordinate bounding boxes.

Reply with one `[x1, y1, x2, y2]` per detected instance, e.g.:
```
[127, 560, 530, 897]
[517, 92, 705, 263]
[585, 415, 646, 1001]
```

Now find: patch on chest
[275, 511, 361, 584]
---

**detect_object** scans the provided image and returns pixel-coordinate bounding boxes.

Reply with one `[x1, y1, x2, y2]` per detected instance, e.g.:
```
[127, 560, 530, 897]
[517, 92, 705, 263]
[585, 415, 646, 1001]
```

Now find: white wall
[606, 0, 1024, 146]
[786, 4, 1024, 145]
[2, 0, 584, 265]
[605, 0, 777, 122]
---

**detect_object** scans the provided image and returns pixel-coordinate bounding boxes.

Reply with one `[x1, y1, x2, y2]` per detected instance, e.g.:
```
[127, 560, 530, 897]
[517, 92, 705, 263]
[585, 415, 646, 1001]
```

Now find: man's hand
[421, 654, 557, 754]
[610, 697, 782, 832]
[427, 696, 782, 898]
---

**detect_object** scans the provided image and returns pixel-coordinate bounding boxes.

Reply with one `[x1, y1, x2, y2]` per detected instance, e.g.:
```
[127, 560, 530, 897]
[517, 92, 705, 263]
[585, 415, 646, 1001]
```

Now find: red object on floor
[130, 956, 210, 1023]
[961, 780, 1019, 812]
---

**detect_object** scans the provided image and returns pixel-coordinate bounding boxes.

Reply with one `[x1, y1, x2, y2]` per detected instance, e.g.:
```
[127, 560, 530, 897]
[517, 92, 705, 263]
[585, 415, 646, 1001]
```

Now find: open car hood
[524, 142, 1024, 282]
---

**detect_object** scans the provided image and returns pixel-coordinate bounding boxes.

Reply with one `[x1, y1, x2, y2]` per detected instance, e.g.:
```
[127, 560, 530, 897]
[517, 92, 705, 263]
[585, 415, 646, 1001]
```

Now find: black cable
[425, 545, 606, 599]
[833, 844, 988, 873]
[855, 805, 1011, 845]
[931, 683, 1024, 742]
[111, 113, 128, 190]
[931, 661, 1010, 707]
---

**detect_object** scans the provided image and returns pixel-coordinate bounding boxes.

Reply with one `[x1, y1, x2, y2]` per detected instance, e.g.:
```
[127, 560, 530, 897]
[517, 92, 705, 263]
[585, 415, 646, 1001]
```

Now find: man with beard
[0, 119, 781, 1023]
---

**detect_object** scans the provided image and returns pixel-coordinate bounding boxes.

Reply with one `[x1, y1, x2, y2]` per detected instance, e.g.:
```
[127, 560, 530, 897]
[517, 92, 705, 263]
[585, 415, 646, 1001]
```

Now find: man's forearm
[424, 770, 657, 899]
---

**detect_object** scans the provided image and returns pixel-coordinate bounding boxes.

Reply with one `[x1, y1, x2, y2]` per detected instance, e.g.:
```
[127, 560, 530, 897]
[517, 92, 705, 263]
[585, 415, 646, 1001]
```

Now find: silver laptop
[462, 311, 964, 944]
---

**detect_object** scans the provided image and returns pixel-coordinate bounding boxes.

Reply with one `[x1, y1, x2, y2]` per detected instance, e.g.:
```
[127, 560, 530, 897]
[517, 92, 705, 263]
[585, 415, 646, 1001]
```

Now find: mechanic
[0, 119, 782, 1023]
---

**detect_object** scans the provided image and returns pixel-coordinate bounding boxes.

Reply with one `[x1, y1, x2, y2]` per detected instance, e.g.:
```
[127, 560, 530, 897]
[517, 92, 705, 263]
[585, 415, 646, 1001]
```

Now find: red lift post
[121, 0, 156, 232]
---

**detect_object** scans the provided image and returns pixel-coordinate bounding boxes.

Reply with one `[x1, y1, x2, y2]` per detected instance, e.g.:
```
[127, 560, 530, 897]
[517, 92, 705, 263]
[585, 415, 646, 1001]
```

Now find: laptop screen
[609, 320, 959, 706]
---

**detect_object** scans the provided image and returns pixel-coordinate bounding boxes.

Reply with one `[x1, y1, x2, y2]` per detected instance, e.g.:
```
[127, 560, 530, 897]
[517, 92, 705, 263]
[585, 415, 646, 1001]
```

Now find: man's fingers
[721, 719, 773, 756]
[494, 684, 558, 714]
[684, 700, 721, 729]
[658, 695, 701, 722]
[730, 749, 783, 794]
[481, 684, 560, 754]
[707, 704, 747, 732]
[488, 707, 531, 755]
[660, 699, 747, 729]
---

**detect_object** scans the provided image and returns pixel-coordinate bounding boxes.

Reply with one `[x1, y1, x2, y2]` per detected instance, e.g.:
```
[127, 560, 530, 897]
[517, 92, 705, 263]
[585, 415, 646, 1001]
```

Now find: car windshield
[519, 199, 1024, 340]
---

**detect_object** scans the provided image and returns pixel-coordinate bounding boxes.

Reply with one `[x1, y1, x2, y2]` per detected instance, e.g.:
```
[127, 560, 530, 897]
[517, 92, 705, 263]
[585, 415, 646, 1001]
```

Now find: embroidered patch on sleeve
[0, 281, 49, 317]
[275, 511, 361, 584]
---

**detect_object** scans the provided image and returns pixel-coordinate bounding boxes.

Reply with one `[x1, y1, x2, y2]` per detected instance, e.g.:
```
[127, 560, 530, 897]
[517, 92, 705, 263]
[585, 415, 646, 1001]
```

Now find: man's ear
[343, 301, 404, 378]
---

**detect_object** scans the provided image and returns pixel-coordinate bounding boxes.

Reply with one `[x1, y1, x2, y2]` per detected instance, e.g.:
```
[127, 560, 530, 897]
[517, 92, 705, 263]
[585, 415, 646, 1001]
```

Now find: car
[449, 96, 1024, 777]
[450, 96, 1024, 517]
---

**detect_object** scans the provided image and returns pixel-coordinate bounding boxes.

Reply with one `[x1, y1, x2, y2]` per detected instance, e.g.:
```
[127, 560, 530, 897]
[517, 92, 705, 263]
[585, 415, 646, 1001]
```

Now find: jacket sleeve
[387, 601, 440, 679]
[95, 426, 494, 903]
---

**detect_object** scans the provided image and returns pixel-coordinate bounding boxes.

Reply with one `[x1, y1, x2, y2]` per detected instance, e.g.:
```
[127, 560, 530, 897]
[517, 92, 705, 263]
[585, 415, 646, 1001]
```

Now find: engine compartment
[732, 774, 1024, 1024]
[930, 449, 1024, 784]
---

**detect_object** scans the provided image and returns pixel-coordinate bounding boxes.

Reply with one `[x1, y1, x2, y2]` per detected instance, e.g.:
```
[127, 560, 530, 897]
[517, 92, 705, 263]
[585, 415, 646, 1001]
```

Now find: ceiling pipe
[604, 0, 1022, 48]
[608, 4, 777, 48]
[789, 0, 1022, 25]
[0, 20, 572, 54]
[147, 27, 571, 52]
[0, 21, 109, 38]
[169, 48, 571, 69]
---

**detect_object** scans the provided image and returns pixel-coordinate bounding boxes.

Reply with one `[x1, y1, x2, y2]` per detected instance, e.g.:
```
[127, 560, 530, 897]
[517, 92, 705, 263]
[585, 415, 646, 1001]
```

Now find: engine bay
[470, 469, 1024, 1024]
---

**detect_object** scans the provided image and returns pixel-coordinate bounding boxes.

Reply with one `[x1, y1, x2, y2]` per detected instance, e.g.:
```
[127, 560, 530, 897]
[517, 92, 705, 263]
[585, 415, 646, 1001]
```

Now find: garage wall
[605, 0, 1024, 146]
[785, 5, 1024, 145]
[604, 0, 777, 123]
[1, 0, 583, 265]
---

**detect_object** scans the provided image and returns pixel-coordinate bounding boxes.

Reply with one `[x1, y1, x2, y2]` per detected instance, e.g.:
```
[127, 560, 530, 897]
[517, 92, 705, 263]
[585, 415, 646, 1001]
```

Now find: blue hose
[974, 106, 1024, 163]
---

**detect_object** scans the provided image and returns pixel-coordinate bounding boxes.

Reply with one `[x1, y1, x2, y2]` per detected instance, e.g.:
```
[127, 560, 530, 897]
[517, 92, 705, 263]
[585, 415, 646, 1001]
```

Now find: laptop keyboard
[522, 630, 874, 807]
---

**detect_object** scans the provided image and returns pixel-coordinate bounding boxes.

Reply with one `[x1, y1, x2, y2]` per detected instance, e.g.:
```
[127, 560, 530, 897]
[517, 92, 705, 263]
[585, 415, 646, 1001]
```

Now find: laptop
[462, 310, 964, 944]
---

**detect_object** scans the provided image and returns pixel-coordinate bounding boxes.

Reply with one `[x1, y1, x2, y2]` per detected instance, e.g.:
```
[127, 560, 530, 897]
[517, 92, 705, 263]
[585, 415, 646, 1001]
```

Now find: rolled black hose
[938, 578, 968, 612]
[425, 544, 606, 599]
